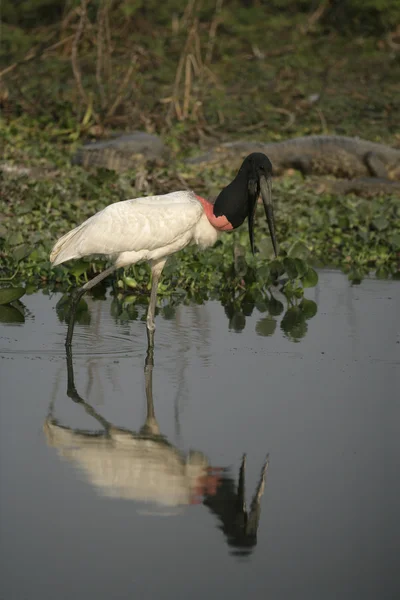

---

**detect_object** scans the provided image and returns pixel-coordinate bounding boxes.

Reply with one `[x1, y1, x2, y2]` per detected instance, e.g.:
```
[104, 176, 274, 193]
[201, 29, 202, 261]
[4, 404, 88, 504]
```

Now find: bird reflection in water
[44, 340, 269, 553]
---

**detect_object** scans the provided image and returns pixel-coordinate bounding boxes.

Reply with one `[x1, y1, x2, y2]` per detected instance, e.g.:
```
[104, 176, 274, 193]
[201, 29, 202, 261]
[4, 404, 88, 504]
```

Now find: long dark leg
[65, 265, 117, 347]
[146, 259, 166, 343]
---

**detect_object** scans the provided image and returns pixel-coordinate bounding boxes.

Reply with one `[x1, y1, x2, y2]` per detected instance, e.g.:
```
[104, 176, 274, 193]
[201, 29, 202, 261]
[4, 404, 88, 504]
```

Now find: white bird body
[51, 191, 219, 268]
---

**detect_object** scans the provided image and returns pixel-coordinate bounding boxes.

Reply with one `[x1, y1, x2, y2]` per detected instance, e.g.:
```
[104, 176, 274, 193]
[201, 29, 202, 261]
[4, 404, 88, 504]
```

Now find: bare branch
[71, 0, 89, 105]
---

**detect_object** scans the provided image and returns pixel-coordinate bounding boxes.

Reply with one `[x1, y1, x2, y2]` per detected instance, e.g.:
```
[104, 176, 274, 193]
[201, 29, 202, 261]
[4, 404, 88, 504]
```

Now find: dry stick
[273, 107, 296, 130]
[96, 2, 107, 109]
[103, 0, 113, 84]
[0, 35, 75, 78]
[205, 0, 223, 64]
[188, 53, 200, 78]
[167, 22, 197, 122]
[183, 54, 193, 119]
[106, 57, 137, 118]
[305, 0, 330, 30]
[316, 107, 328, 133]
[71, 0, 89, 105]
[194, 29, 203, 70]
[181, 0, 198, 29]
[60, 6, 80, 52]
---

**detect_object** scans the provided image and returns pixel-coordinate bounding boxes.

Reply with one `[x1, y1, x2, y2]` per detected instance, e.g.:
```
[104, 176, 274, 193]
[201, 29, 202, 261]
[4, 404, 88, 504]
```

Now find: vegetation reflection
[54, 278, 318, 343]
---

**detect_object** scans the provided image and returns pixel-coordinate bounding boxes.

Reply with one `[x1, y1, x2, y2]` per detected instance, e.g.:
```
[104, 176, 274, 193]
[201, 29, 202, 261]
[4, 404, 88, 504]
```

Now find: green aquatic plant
[0, 286, 25, 305]
[0, 286, 26, 323]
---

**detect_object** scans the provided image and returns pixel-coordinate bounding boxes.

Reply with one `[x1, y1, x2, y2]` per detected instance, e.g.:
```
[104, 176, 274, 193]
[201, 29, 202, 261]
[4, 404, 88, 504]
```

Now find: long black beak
[260, 174, 278, 257]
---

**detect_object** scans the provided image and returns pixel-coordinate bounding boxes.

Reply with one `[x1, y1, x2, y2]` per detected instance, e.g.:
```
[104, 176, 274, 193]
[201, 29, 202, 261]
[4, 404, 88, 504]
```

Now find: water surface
[1, 271, 399, 600]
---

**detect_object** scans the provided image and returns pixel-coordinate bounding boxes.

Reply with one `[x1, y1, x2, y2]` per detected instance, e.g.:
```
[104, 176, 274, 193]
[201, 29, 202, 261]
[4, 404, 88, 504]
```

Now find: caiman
[187, 135, 400, 180]
[72, 132, 168, 171]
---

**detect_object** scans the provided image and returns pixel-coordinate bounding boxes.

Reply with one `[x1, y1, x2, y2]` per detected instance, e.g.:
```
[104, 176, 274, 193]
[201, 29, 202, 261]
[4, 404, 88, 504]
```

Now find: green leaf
[0, 286, 25, 305]
[375, 266, 390, 279]
[267, 294, 284, 316]
[293, 258, 308, 278]
[258, 237, 275, 260]
[283, 257, 299, 279]
[301, 267, 318, 288]
[0, 304, 25, 323]
[255, 316, 277, 337]
[255, 299, 268, 313]
[389, 232, 400, 249]
[229, 312, 246, 332]
[7, 231, 24, 246]
[269, 259, 285, 279]
[12, 244, 32, 262]
[162, 305, 176, 320]
[66, 260, 89, 277]
[300, 298, 318, 319]
[281, 307, 307, 342]
[257, 264, 270, 280]
[372, 216, 389, 231]
[124, 276, 137, 289]
[288, 241, 310, 260]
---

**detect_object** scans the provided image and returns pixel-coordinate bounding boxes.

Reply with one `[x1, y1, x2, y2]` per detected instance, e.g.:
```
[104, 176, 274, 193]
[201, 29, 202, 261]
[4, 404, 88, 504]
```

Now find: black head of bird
[213, 153, 278, 256]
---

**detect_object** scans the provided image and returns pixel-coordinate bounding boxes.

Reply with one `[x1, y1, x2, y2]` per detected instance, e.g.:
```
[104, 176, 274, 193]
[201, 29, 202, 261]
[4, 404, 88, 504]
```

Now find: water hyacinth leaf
[7, 231, 24, 246]
[110, 298, 122, 318]
[372, 216, 389, 231]
[126, 305, 139, 320]
[269, 259, 285, 279]
[347, 269, 363, 284]
[229, 312, 246, 332]
[258, 237, 275, 260]
[257, 264, 270, 281]
[293, 258, 308, 278]
[75, 306, 91, 325]
[124, 276, 137, 289]
[233, 243, 247, 276]
[283, 257, 299, 279]
[281, 307, 307, 342]
[0, 304, 25, 323]
[300, 298, 318, 319]
[12, 244, 32, 262]
[375, 266, 390, 279]
[255, 299, 268, 313]
[255, 316, 277, 337]
[302, 267, 318, 288]
[0, 286, 26, 305]
[388, 233, 400, 249]
[242, 300, 255, 317]
[162, 305, 176, 320]
[288, 241, 310, 260]
[266, 294, 284, 316]
[66, 260, 89, 278]
[56, 294, 89, 322]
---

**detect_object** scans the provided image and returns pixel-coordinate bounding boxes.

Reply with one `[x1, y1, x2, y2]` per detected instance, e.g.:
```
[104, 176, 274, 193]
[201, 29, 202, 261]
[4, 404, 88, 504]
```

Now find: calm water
[0, 271, 399, 600]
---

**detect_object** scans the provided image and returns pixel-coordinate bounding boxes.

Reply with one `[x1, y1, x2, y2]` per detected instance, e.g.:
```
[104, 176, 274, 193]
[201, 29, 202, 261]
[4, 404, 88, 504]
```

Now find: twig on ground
[71, 0, 89, 105]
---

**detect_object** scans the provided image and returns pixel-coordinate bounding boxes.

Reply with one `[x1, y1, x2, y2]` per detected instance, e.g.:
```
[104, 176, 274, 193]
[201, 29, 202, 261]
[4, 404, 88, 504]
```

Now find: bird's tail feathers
[50, 223, 86, 266]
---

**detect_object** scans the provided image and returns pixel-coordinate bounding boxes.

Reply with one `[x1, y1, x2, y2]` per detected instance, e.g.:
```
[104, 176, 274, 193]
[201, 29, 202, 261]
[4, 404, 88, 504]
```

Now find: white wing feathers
[50, 191, 203, 266]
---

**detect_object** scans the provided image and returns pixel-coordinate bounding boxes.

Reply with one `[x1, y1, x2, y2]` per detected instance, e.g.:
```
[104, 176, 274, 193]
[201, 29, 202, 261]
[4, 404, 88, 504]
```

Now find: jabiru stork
[50, 153, 277, 345]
